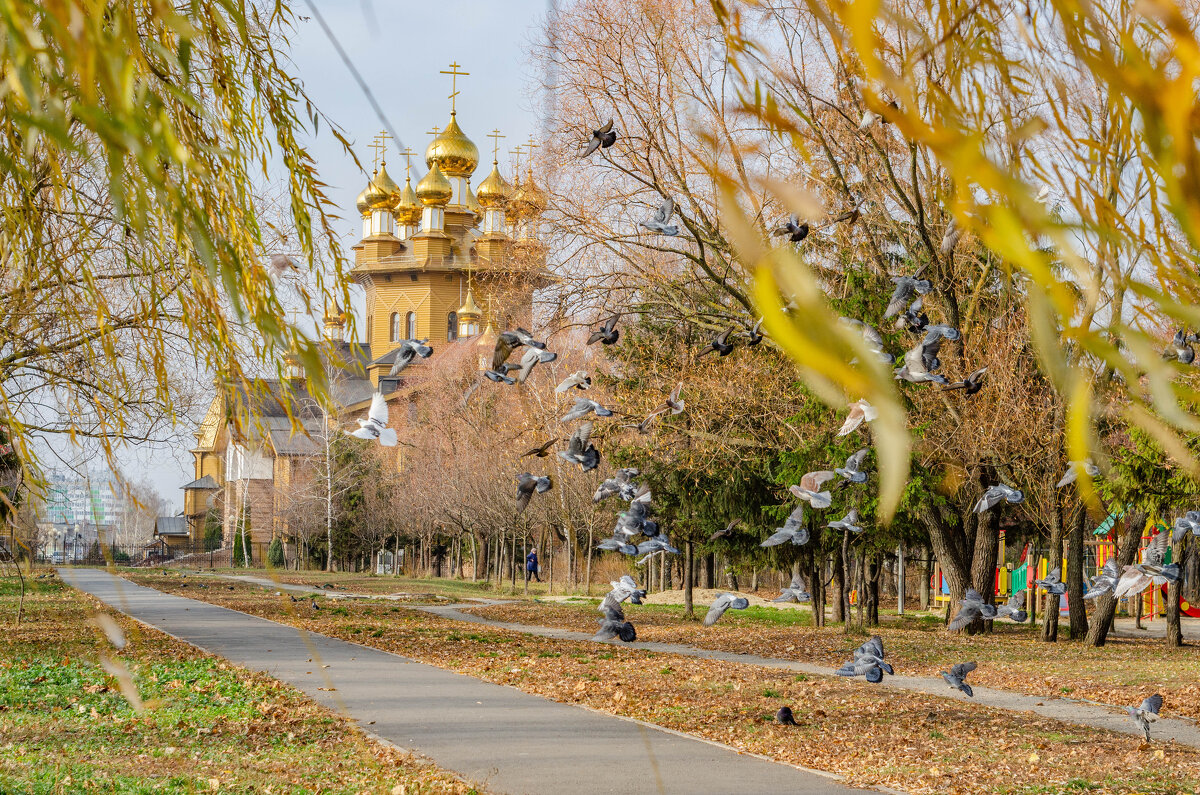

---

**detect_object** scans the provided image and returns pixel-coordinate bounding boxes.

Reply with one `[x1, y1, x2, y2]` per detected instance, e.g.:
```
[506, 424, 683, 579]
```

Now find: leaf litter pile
[127, 572, 1200, 794]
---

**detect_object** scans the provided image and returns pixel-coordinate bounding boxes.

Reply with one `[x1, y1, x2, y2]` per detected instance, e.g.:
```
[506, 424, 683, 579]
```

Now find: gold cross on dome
[398, 147, 416, 176]
[510, 144, 523, 177]
[440, 62, 470, 114]
[368, 133, 387, 171]
[487, 129, 505, 163]
[376, 129, 392, 166]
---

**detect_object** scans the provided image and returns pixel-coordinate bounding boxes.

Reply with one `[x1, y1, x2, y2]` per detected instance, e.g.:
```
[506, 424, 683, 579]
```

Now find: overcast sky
[114, 0, 551, 511]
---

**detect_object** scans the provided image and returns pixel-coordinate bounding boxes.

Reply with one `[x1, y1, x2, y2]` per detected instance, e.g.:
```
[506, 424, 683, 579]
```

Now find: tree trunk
[812, 553, 825, 627]
[1042, 499, 1065, 642]
[1086, 510, 1146, 646]
[854, 549, 865, 629]
[922, 502, 971, 623]
[969, 501, 1000, 635]
[897, 542, 906, 615]
[683, 540, 694, 619]
[840, 529, 853, 631]
[866, 553, 881, 626]
[832, 546, 846, 623]
[1066, 504, 1089, 639]
[920, 546, 931, 611]
[703, 553, 715, 589]
[584, 526, 594, 596]
[1166, 536, 1186, 648]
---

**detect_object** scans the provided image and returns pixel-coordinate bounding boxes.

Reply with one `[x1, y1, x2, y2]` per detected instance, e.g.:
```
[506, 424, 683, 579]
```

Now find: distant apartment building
[43, 470, 127, 527]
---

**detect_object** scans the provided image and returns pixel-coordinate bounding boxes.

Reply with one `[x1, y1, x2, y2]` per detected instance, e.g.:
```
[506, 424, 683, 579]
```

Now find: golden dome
[476, 163, 511, 208]
[416, 162, 453, 206]
[518, 169, 547, 215]
[457, 287, 482, 320]
[425, 114, 479, 177]
[367, 164, 401, 210]
[464, 181, 481, 214]
[356, 181, 375, 216]
[394, 174, 421, 224]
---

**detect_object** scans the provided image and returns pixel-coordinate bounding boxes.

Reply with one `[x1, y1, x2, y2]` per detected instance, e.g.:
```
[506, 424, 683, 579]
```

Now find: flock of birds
[337, 117, 1179, 743]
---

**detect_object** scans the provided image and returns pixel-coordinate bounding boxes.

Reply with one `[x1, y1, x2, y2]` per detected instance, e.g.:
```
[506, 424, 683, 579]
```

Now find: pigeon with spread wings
[587, 315, 620, 346]
[347, 392, 397, 447]
[580, 119, 617, 158]
[789, 471, 835, 509]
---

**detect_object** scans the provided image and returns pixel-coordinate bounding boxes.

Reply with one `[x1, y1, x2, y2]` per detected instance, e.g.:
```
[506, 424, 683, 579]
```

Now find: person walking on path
[526, 547, 541, 583]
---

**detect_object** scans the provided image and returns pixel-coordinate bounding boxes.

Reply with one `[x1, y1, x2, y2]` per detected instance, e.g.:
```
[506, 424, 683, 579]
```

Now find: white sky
[116, 0, 551, 510]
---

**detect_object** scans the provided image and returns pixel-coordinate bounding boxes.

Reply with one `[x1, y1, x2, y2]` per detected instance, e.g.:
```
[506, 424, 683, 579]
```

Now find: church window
[405, 311, 416, 339]
[389, 312, 399, 342]
[447, 312, 458, 342]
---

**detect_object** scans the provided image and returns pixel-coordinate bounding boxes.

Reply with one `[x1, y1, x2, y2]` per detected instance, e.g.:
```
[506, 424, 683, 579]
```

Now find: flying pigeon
[826, 509, 863, 534]
[520, 438, 559, 458]
[1084, 559, 1121, 600]
[895, 331, 952, 385]
[515, 472, 552, 514]
[884, 274, 933, 319]
[1055, 459, 1100, 489]
[597, 533, 639, 555]
[841, 317, 894, 364]
[941, 661, 977, 697]
[858, 109, 879, 131]
[940, 216, 962, 257]
[587, 315, 620, 346]
[593, 468, 647, 503]
[1113, 533, 1182, 597]
[744, 318, 765, 347]
[1162, 330, 1197, 364]
[771, 214, 809, 243]
[633, 382, 685, 433]
[559, 422, 601, 472]
[1035, 566, 1067, 596]
[775, 706, 799, 725]
[484, 366, 516, 385]
[835, 635, 893, 683]
[943, 367, 987, 396]
[948, 588, 998, 630]
[641, 196, 679, 236]
[562, 397, 614, 422]
[772, 574, 811, 603]
[515, 346, 558, 384]
[761, 504, 809, 547]
[555, 371, 592, 392]
[709, 518, 741, 541]
[268, 253, 298, 278]
[607, 575, 646, 605]
[580, 119, 617, 158]
[487, 328, 546, 380]
[703, 592, 750, 626]
[973, 484, 1024, 514]
[388, 339, 434, 376]
[835, 448, 870, 485]
[832, 195, 864, 226]
[1127, 694, 1163, 742]
[697, 327, 736, 357]
[1171, 511, 1200, 543]
[347, 392, 397, 446]
[594, 591, 637, 641]
[789, 471, 835, 509]
[636, 534, 680, 556]
[837, 399, 877, 436]
[993, 591, 1028, 623]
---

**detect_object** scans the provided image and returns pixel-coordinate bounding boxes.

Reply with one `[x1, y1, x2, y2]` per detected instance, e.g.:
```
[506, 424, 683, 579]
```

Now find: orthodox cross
[440, 62, 470, 114]
[487, 129, 505, 163]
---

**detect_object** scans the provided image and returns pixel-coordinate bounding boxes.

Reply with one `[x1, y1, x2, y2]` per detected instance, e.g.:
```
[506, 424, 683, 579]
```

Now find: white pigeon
[347, 392, 397, 446]
[837, 399, 877, 436]
[789, 471, 835, 509]
[555, 371, 591, 393]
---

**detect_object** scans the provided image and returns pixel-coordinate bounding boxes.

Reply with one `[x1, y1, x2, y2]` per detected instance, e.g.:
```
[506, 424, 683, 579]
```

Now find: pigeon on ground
[993, 591, 1028, 623]
[744, 318, 765, 347]
[789, 471, 835, 509]
[771, 214, 810, 243]
[942, 367, 987, 396]
[641, 196, 679, 236]
[1127, 694, 1163, 742]
[562, 397, 614, 422]
[697, 327, 737, 357]
[1084, 559, 1121, 600]
[973, 484, 1024, 514]
[948, 588, 998, 630]
[515, 472, 552, 514]
[388, 339, 434, 376]
[941, 661, 977, 697]
[520, 438, 558, 458]
[884, 275, 933, 319]
[289, 593, 299, 603]
[587, 315, 620, 346]
[835, 448, 870, 485]
[347, 392, 397, 446]
[826, 509, 863, 534]
[555, 371, 592, 392]
[761, 504, 809, 547]
[311, 600, 320, 611]
[1056, 459, 1101, 489]
[775, 706, 799, 725]
[709, 518, 741, 541]
[580, 119, 617, 158]
[1035, 567, 1067, 596]
[837, 399, 877, 436]
[773, 574, 811, 603]
[1162, 330, 1197, 365]
[703, 592, 750, 626]
[840, 317, 894, 364]
[559, 422, 600, 472]
[594, 592, 637, 641]
[632, 383, 685, 433]
[593, 469, 647, 503]
[515, 347, 558, 384]
[835, 636, 893, 683]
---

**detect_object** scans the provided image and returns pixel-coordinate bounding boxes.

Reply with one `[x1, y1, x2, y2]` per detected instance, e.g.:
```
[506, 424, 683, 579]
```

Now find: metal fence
[33, 540, 270, 569]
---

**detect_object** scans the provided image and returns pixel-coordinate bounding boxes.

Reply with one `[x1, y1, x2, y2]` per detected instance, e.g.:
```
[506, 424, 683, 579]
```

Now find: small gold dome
[464, 181, 481, 214]
[368, 163, 401, 209]
[425, 114, 479, 177]
[394, 174, 421, 224]
[355, 182, 374, 216]
[457, 287, 482, 320]
[416, 162, 453, 206]
[476, 163, 511, 208]
[505, 173, 523, 222]
[518, 169, 547, 216]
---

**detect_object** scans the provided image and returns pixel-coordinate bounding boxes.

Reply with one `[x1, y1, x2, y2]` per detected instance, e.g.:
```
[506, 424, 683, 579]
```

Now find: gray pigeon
[993, 591, 1028, 623]
[580, 119, 617, 158]
[636, 534, 680, 556]
[775, 706, 799, 725]
[594, 592, 636, 641]
[1035, 566, 1067, 596]
[1056, 459, 1100, 489]
[1162, 330, 1196, 365]
[587, 315, 620, 346]
[593, 468, 647, 503]
[772, 574, 811, 603]
[942, 367, 987, 396]
[641, 196, 679, 236]
[515, 472, 552, 514]
[771, 214, 809, 243]
[1084, 559, 1121, 600]
[558, 422, 600, 472]
[514, 346, 557, 384]
[761, 504, 809, 547]
[1172, 511, 1200, 543]
[940, 216, 962, 256]
[1127, 693, 1163, 742]
[555, 370, 592, 392]
[709, 518, 741, 542]
[388, 339, 434, 376]
[840, 317, 894, 364]
[826, 509, 863, 534]
[948, 588, 998, 630]
[941, 661, 976, 697]
[835, 635, 893, 683]
[835, 448, 870, 485]
[884, 275, 933, 319]
[607, 575, 646, 605]
[703, 592, 750, 626]
[973, 484, 1024, 514]
[562, 397, 614, 422]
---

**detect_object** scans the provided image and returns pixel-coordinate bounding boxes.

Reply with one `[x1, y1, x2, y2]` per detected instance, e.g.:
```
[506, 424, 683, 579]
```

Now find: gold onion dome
[425, 114, 479, 177]
[519, 169, 547, 215]
[416, 162, 453, 206]
[395, 174, 421, 224]
[476, 163, 512, 208]
[457, 287, 482, 321]
[366, 164, 401, 210]
[355, 182, 374, 216]
[464, 181, 481, 214]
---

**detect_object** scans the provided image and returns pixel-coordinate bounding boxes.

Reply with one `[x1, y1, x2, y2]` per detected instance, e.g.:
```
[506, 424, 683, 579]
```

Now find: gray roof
[269, 418, 324, 456]
[181, 474, 219, 490]
[154, 516, 188, 536]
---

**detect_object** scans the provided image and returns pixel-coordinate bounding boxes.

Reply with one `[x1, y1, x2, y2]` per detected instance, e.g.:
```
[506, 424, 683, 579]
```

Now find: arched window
[405, 311, 416, 340]
[388, 312, 399, 342]
[447, 312, 458, 342]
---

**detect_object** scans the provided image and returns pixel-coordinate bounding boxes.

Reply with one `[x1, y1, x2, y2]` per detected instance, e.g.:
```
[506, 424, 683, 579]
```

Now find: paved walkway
[179, 572, 1200, 746]
[61, 569, 875, 795]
